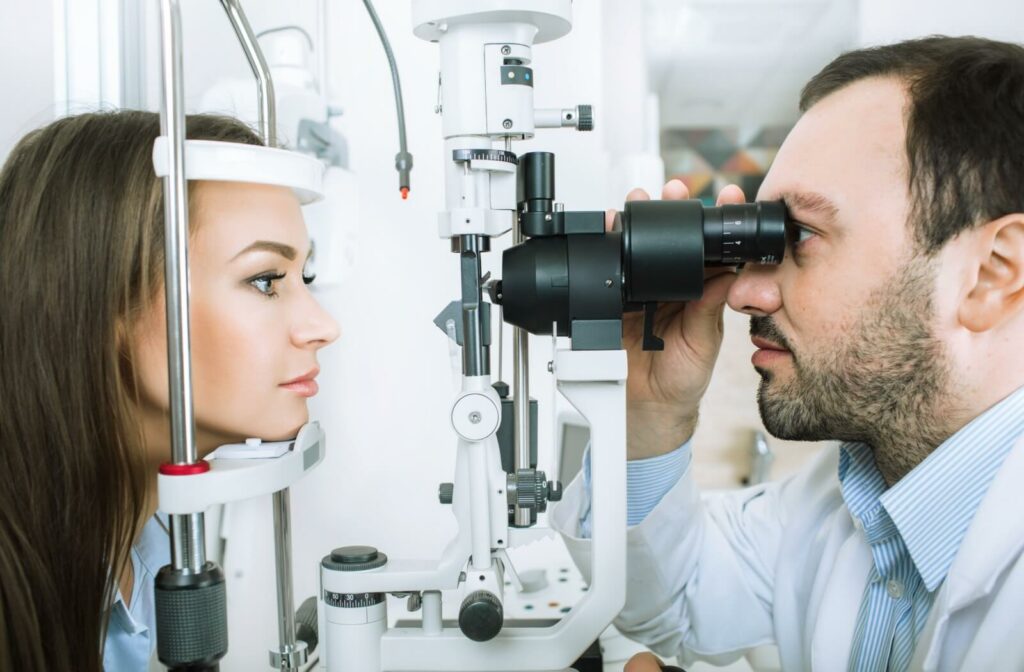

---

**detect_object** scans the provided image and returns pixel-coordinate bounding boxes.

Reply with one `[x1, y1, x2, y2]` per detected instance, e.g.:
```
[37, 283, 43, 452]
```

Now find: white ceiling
[644, 0, 859, 130]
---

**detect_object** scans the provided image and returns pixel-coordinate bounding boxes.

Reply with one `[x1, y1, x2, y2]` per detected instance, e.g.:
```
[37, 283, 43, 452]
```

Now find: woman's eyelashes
[249, 271, 286, 298]
[247, 267, 317, 298]
[302, 259, 316, 286]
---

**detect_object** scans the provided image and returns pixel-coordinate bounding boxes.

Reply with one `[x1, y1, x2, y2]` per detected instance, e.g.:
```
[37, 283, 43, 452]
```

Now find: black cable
[362, 0, 413, 198]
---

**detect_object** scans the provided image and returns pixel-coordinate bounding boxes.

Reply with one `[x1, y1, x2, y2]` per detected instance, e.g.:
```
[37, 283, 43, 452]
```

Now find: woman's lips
[279, 379, 319, 397]
[280, 367, 320, 397]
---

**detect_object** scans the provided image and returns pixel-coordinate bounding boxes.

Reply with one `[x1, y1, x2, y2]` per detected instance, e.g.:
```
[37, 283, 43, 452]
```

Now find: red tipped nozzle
[400, 187, 410, 200]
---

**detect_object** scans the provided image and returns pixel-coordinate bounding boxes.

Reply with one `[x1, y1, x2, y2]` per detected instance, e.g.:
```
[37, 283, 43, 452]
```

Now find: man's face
[727, 76, 956, 462]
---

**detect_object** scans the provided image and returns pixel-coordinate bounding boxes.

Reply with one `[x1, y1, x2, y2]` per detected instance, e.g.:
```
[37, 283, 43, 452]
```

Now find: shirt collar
[135, 512, 171, 578]
[109, 514, 171, 634]
[880, 385, 1024, 591]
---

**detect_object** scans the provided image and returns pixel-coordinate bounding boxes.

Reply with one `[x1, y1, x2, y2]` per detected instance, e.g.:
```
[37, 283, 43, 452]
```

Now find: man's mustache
[750, 315, 794, 353]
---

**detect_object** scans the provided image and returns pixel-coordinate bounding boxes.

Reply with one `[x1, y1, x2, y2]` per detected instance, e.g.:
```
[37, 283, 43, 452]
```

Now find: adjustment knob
[322, 545, 388, 572]
[438, 483, 454, 505]
[576, 104, 594, 132]
[546, 480, 563, 502]
[458, 590, 504, 642]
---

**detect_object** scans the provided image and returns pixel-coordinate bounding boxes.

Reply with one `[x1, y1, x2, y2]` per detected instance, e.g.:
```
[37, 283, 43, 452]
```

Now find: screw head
[501, 45, 512, 55]
[502, 119, 513, 130]
[547, 361, 554, 373]
[469, 411, 482, 424]
[605, 279, 613, 287]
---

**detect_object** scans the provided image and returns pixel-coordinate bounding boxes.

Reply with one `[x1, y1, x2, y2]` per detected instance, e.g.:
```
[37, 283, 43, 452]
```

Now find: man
[551, 36, 1024, 671]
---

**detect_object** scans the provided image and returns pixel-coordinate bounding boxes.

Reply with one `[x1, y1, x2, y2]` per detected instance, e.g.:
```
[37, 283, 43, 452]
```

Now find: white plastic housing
[152, 138, 325, 204]
[323, 601, 387, 672]
[158, 422, 324, 514]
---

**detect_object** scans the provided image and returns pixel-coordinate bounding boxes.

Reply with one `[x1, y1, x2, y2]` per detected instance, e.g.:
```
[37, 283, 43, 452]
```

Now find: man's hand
[623, 652, 677, 671]
[606, 180, 746, 460]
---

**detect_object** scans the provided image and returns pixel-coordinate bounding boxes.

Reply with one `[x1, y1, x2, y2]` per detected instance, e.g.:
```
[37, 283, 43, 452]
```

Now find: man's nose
[726, 264, 782, 317]
[291, 294, 341, 349]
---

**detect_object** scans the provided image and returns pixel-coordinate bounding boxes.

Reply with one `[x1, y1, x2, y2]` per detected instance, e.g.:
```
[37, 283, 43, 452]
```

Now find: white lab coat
[550, 436, 1024, 671]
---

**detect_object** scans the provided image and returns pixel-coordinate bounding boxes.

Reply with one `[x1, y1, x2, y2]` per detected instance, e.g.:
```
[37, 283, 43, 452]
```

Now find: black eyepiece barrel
[518, 151, 555, 205]
[621, 198, 787, 304]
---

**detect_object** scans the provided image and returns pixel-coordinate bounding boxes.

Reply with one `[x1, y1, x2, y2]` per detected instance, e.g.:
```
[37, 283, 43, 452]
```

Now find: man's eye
[786, 221, 816, 249]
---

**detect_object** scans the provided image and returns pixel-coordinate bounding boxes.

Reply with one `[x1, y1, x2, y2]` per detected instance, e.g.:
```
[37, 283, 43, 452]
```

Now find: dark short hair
[800, 35, 1024, 254]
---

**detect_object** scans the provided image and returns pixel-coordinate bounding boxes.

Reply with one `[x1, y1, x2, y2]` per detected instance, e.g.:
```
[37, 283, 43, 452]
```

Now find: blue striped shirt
[578, 384, 1024, 670]
[841, 384, 1024, 671]
[579, 438, 692, 537]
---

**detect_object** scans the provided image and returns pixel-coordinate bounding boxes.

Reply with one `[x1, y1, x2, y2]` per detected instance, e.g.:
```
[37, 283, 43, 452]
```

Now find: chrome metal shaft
[512, 223, 532, 526]
[219, 0, 277, 146]
[157, 0, 206, 573]
[272, 489, 298, 666]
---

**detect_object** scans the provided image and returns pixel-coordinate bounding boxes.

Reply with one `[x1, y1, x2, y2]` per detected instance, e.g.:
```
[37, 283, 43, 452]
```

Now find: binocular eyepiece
[489, 152, 788, 351]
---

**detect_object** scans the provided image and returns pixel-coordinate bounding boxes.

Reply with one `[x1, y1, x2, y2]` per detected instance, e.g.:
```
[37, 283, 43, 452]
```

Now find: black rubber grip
[155, 563, 229, 668]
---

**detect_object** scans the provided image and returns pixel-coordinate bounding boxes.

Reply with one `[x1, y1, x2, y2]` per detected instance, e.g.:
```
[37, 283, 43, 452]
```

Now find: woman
[0, 111, 339, 671]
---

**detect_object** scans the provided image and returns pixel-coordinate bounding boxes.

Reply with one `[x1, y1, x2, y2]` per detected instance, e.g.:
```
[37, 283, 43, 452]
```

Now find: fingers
[624, 652, 664, 672]
[626, 187, 651, 203]
[661, 178, 689, 201]
[605, 208, 617, 233]
[716, 183, 746, 206]
[680, 271, 739, 344]
[609, 180, 734, 233]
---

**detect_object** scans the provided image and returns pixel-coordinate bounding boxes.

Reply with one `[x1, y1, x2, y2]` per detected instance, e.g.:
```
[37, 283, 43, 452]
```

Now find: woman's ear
[958, 214, 1024, 332]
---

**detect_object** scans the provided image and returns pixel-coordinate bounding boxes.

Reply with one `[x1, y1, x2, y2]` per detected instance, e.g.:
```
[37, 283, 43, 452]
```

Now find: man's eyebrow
[231, 241, 313, 262]
[776, 191, 840, 223]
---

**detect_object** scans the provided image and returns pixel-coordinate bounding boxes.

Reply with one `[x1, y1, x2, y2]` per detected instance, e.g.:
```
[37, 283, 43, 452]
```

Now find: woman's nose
[291, 294, 341, 349]
[727, 264, 782, 317]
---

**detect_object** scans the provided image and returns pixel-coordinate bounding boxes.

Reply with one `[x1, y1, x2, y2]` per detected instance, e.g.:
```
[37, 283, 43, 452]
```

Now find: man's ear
[958, 214, 1024, 332]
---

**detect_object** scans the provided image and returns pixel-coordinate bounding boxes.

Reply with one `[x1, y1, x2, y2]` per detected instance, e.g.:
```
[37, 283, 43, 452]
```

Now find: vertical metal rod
[497, 136, 511, 385]
[157, 0, 204, 573]
[218, 0, 276, 147]
[512, 225, 532, 526]
[217, 4, 300, 667]
[272, 490, 298, 654]
[459, 235, 487, 377]
[497, 305, 504, 383]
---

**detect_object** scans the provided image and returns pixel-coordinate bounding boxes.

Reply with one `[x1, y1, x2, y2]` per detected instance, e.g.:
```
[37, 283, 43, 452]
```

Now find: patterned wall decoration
[661, 126, 791, 203]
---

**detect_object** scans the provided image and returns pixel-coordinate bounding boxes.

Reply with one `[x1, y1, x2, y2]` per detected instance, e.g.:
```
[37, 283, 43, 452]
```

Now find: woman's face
[131, 181, 340, 462]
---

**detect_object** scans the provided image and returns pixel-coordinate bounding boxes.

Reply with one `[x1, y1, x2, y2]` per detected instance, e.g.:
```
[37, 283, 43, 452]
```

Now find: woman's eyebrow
[231, 240, 313, 261]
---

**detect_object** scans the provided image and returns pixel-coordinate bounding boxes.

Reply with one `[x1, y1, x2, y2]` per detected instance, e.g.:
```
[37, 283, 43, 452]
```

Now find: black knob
[458, 590, 503, 642]
[546, 480, 563, 502]
[577, 104, 594, 131]
[439, 483, 454, 505]
[323, 545, 388, 572]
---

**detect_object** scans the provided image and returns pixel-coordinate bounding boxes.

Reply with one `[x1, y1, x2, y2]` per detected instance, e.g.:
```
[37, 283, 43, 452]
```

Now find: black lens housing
[621, 199, 786, 304]
[492, 152, 787, 351]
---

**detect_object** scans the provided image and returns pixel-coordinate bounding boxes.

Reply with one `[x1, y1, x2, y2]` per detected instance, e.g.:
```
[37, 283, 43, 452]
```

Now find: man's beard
[751, 255, 958, 482]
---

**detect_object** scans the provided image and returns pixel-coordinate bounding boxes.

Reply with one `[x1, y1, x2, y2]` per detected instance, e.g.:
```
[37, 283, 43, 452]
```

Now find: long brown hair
[0, 111, 261, 671]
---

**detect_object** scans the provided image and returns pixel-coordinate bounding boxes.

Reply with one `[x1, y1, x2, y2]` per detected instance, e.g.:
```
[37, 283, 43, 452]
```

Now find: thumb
[624, 652, 664, 672]
[682, 271, 737, 342]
